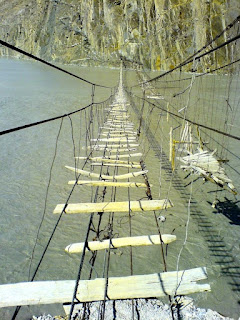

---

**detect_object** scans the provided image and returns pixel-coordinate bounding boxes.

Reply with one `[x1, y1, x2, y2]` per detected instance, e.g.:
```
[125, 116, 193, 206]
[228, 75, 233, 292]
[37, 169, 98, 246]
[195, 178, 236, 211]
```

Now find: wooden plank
[146, 95, 164, 100]
[104, 153, 142, 159]
[103, 124, 133, 127]
[111, 116, 129, 119]
[90, 148, 137, 153]
[0, 268, 210, 307]
[105, 123, 133, 127]
[102, 130, 136, 134]
[91, 163, 141, 169]
[112, 118, 131, 121]
[86, 144, 139, 148]
[103, 127, 134, 131]
[106, 121, 133, 124]
[84, 148, 137, 153]
[110, 110, 127, 113]
[101, 134, 137, 139]
[65, 234, 176, 253]
[101, 133, 137, 137]
[109, 112, 126, 114]
[65, 166, 148, 180]
[91, 138, 136, 143]
[53, 199, 173, 214]
[101, 128, 136, 134]
[105, 123, 133, 126]
[105, 119, 131, 122]
[76, 153, 142, 160]
[75, 157, 140, 165]
[68, 181, 149, 188]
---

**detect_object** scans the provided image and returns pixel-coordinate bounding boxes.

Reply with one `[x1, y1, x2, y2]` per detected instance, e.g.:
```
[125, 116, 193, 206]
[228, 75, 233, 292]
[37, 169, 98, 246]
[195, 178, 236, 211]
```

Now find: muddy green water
[0, 58, 239, 319]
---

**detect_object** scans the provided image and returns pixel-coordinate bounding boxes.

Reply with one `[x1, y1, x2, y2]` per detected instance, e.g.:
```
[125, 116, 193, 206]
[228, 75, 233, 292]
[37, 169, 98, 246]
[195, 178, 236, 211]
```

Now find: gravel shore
[32, 298, 239, 320]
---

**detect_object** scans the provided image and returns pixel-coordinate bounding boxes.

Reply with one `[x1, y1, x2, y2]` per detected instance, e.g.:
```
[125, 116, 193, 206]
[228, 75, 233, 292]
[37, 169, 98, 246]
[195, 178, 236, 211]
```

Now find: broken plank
[65, 234, 176, 253]
[53, 199, 173, 214]
[0, 268, 210, 307]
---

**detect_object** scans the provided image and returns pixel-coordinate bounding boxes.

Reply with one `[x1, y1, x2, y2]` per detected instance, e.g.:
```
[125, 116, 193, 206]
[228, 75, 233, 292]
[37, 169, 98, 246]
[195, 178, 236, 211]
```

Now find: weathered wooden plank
[105, 124, 133, 127]
[102, 131, 136, 135]
[106, 121, 133, 125]
[110, 119, 129, 122]
[65, 166, 147, 180]
[53, 199, 173, 214]
[91, 148, 137, 153]
[110, 110, 127, 113]
[91, 163, 141, 169]
[75, 157, 140, 165]
[101, 134, 137, 139]
[65, 234, 176, 253]
[101, 133, 137, 137]
[111, 116, 129, 119]
[101, 129, 136, 134]
[103, 127, 134, 131]
[105, 122, 133, 126]
[104, 123, 133, 126]
[146, 95, 164, 100]
[86, 144, 139, 149]
[109, 111, 127, 113]
[68, 180, 149, 188]
[75, 154, 142, 160]
[91, 138, 136, 143]
[179, 150, 236, 194]
[105, 153, 142, 159]
[0, 268, 210, 307]
[105, 119, 131, 121]
[84, 146, 138, 152]
[105, 123, 133, 127]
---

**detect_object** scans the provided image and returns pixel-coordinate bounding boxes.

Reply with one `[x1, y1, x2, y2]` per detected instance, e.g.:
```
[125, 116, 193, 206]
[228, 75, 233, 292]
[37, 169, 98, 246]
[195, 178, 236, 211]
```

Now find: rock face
[0, 0, 239, 70]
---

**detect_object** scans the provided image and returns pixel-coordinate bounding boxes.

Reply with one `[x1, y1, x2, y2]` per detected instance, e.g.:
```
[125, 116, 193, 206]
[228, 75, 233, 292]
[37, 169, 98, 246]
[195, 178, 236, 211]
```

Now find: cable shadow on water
[129, 96, 240, 310]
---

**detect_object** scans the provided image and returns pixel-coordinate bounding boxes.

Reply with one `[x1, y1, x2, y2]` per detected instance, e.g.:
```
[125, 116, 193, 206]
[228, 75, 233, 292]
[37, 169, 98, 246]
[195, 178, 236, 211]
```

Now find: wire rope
[0, 39, 112, 89]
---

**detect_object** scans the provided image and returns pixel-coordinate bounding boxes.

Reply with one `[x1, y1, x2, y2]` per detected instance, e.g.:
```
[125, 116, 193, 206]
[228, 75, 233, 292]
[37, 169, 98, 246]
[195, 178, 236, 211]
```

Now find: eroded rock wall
[0, 0, 239, 70]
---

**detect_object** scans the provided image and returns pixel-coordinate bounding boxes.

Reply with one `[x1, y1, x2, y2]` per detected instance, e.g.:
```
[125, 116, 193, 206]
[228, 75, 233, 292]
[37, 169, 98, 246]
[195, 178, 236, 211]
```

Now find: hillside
[0, 0, 239, 69]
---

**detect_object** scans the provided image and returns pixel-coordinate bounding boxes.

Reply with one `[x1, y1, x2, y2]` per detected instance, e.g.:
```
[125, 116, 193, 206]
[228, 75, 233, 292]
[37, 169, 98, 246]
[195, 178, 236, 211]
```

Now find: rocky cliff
[0, 0, 239, 70]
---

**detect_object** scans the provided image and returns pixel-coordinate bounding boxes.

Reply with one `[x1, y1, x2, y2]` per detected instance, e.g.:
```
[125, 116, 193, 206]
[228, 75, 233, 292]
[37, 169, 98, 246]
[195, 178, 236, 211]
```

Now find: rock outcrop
[0, 0, 239, 70]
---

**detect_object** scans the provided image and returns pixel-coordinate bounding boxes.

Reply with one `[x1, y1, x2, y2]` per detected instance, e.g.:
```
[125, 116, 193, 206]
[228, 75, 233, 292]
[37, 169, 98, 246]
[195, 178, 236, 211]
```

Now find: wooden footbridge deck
[0, 69, 210, 318]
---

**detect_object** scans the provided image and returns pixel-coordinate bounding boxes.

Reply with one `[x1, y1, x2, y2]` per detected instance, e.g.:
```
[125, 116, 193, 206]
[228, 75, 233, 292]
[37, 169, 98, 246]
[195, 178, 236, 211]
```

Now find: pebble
[32, 299, 238, 320]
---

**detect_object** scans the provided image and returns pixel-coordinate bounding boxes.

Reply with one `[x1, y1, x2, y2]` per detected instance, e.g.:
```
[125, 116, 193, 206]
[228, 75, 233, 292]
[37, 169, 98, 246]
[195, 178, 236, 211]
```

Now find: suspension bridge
[0, 15, 239, 320]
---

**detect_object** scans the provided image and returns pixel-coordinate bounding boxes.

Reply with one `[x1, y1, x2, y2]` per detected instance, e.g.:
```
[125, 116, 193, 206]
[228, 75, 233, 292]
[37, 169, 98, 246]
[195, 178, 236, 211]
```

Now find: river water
[0, 58, 239, 319]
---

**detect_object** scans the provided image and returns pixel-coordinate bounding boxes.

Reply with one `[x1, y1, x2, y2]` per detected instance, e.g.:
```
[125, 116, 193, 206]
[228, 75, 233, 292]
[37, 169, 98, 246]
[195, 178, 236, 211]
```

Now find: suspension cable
[0, 39, 113, 89]
[129, 92, 240, 141]
[121, 15, 240, 73]
[11, 104, 107, 320]
[131, 32, 240, 88]
[0, 94, 114, 137]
